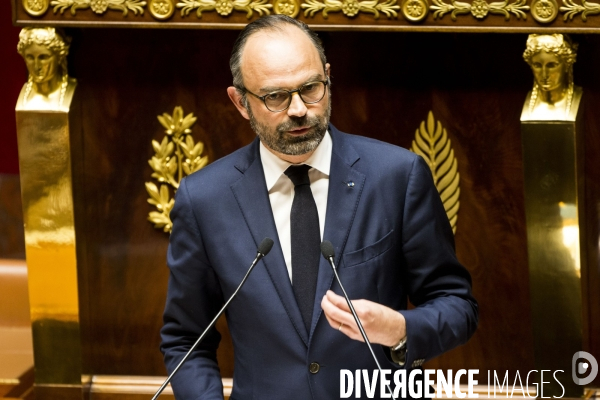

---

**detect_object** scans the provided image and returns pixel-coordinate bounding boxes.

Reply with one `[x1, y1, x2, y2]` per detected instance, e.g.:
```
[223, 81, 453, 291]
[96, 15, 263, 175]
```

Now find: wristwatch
[390, 335, 407, 352]
[390, 335, 407, 366]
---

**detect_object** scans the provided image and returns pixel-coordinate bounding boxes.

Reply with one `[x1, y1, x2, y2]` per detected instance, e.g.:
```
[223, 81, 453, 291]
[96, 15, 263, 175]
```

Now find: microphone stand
[152, 238, 274, 399]
[321, 241, 397, 400]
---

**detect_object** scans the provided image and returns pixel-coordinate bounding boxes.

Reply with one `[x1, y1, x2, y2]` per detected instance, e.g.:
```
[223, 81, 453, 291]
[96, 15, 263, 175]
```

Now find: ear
[325, 63, 331, 78]
[227, 86, 250, 120]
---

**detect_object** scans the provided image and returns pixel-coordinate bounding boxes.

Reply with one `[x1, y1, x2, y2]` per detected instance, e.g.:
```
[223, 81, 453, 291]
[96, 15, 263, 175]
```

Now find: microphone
[320, 240, 397, 400]
[152, 237, 274, 399]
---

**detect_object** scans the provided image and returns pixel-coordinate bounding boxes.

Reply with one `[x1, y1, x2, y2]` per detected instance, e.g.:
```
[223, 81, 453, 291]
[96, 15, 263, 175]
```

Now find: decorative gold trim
[88, 375, 233, 398]
[176, 0, 272, 18]
[410, 111, 460, 233]
[530, 0, 557, 21]
[149, 0, 175, 18]
[301, 0, 400, 18]
[430, 0, 528, 20]
[23, 0, 50, 16]
[274, 0, 300, 16]
[401, 0, 428, 20]
[146, 106, 208, 233]
[50, 0, 146, 15]
[560, 0, 600, 20]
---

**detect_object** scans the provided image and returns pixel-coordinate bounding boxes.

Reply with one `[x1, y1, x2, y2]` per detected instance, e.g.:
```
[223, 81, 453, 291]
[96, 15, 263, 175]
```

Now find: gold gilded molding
[401, 0, 428, 21]
[23, 0, 50, 16]
[146, 106, 208, 233]
[430, 0, 528, 20]
[274, 0, 300, 16]
[301, 0, 399, 18]
[560, 0, 600, 21]
[177, 0, 272, 18]
[410, 111, 460, 233]
[150, 0, 175, 18]
[50, 0, 146, 15]
[531, 0, 557, 22]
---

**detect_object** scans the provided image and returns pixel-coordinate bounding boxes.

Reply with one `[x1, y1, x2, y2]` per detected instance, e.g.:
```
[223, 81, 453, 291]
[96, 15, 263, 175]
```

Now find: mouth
[286, 126, 312, 135]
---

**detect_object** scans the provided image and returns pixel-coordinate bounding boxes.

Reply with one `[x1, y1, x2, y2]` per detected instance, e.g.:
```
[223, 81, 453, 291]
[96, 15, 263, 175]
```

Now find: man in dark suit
[160, 15, 477, 399]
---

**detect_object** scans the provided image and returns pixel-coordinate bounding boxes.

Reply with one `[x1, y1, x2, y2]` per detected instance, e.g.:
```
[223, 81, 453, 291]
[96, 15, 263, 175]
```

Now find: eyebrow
[259, 74, 325, 93]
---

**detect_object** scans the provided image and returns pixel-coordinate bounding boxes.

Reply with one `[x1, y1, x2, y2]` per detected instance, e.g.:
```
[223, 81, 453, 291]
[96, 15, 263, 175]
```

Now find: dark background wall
[0, 2, 26, 260]
[1, 0, 25, 175]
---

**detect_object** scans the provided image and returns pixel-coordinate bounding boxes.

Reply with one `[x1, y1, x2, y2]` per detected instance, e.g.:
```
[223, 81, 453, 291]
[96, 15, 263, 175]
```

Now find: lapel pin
[346, 181, 355, 188]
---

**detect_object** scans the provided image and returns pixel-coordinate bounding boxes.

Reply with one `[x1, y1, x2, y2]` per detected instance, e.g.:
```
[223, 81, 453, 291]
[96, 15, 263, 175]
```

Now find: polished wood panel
[69, 28, 243, 377]
[64, 28, 599, 385]
[581, 73, 600, 387]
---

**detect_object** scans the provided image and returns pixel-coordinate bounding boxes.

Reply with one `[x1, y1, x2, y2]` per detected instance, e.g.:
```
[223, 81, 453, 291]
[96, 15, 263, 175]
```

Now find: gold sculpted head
[523, 34, 577, 112]
[17, 28, 71, 104]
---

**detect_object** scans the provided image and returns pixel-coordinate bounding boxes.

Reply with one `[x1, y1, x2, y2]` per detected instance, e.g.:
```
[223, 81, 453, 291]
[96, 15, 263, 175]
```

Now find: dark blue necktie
[285, 164, 320, 333]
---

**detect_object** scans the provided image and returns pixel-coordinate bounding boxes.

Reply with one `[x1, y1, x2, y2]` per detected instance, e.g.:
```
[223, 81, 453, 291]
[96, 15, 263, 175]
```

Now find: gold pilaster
[521, 94, 585, 398]
[15, 52, 83, 399]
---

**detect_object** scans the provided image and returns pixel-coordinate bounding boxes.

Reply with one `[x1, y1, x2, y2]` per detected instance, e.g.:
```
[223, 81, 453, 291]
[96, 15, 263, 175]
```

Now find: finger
[321, 295, 344, 329]
[321, 294, 356, 328]
[326, 290, 352, 312]
[321, 294, 362, 336]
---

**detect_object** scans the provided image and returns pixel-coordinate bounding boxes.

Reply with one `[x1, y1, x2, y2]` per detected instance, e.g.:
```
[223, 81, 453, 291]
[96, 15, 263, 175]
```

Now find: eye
[546, 62, 558, 69]
[301, 82, 319, 93]
[265, 91, 287, 102]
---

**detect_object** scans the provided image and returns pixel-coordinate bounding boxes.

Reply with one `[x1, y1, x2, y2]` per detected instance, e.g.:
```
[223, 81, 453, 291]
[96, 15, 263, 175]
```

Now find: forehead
[23, 43, 54, 56]
[531, 50, 561, 64]
[240, 25, 323, 90]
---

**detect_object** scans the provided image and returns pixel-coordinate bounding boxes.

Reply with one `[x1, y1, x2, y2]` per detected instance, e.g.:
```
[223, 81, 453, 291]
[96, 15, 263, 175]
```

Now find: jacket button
[309, 362, 320, 374]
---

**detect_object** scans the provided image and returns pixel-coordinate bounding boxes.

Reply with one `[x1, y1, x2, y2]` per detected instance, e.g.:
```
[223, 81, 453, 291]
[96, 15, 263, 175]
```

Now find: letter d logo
[572, 351, 598, 385]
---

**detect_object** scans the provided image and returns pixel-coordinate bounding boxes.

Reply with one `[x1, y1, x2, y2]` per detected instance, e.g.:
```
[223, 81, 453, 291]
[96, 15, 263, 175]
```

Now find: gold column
[15, 28, 83, 400]
[521, 34, 585, 398]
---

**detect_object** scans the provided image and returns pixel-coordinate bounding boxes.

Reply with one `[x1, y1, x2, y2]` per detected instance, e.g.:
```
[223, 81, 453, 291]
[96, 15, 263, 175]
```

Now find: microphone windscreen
[320, 240, 335, 259]
[258, 237, 274, 256]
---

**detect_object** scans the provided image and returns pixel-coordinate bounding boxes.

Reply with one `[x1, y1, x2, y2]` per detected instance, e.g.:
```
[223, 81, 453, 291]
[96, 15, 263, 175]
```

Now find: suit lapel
[230, 140, 310, 346]
[309, 126, 366, 339]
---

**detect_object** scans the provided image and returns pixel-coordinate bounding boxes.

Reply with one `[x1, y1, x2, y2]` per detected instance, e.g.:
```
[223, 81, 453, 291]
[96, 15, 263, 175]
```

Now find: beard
[247, 95, 331, 156]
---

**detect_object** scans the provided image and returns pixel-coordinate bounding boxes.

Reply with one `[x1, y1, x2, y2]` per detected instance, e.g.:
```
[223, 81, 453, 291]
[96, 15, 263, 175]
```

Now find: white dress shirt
[259, 131, 332, 282]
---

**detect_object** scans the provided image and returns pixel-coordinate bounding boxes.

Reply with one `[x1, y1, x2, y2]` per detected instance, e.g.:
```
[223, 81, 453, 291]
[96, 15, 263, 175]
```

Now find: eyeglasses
[244, 80, 329, 113]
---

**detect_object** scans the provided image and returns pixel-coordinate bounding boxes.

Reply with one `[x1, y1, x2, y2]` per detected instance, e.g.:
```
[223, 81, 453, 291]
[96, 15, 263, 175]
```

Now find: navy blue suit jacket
[160, 125, 478, 399]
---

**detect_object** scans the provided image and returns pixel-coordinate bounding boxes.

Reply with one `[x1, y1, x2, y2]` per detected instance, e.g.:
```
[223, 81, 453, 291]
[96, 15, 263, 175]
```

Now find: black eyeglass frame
[243, 79, 329, 113]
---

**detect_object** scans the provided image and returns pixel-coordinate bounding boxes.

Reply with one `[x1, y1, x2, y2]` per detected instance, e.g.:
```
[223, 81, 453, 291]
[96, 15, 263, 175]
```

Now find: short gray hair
[230, 15, 327, 96]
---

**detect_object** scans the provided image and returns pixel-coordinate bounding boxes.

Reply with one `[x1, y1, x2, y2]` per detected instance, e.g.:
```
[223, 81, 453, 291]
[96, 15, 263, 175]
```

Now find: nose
[542, 66, 549, 80]
[287, 92, 307, 118]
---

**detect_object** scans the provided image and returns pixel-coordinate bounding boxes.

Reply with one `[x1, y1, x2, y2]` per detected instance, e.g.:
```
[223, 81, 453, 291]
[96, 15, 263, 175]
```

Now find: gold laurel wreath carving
[301, 0, 399, 18]
[146, 106, 209, 233]
[430, 0, 528, 20]
[51, 0, 146, 15]
[177, 0, 271, 18]
[560, 0, 600, 20]
[410, 111, 460, 234]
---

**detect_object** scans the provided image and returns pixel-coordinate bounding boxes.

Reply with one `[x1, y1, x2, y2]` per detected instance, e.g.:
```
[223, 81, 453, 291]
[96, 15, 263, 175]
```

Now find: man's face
[530, 51, 566, 93]
[23, 44, 59, 84]
[236, 26, 331, 158]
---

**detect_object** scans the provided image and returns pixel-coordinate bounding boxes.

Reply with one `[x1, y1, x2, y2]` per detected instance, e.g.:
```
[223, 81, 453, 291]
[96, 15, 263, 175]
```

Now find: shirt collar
[260, 130, 332, 191]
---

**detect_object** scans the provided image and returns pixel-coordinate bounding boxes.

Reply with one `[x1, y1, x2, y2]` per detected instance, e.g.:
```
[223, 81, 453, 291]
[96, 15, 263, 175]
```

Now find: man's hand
[321, 290, 406, 347]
